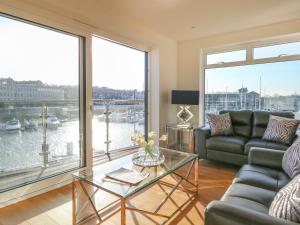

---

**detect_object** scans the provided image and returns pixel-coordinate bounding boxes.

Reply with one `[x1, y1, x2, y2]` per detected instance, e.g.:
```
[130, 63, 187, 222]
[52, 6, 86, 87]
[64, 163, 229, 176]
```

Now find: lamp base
[176, 123, 192, 128]
[176, 105, 193, 128]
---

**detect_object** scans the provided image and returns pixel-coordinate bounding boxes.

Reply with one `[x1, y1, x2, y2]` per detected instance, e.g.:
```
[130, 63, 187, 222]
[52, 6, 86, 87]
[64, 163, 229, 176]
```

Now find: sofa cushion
[234, 164, 290, 192]
[206, 136, 248, 154]
[222, 183, 276, 209]
[252, 111, 295, 138]
[207, 113, 233, 136]
[220, 110, 253, 138]
[263, 115, 300, 145]
[282, 137, 300, 178]
[269, 174, 300, 223]
[244, 138, 289, 154]
[221, 196, 268, 214]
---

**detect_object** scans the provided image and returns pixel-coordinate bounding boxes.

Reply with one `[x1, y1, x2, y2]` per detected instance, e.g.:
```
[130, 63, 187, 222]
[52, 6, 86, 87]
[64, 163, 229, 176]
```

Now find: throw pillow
[282, 137, 300, 178]
[263, 115, 299, 145]
[269, 174, 300, 223]
[207, 113, 233, 136]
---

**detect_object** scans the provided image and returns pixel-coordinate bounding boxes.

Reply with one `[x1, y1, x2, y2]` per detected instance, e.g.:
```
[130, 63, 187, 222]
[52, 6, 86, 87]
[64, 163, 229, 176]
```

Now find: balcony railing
[0, 98, 145, 190]
[0, 100, 80, 170]
[92, 99, 145, 159]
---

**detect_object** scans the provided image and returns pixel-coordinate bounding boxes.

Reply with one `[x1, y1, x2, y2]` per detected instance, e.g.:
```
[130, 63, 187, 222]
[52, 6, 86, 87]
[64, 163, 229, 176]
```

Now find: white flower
[159, 134, 168, 141]
[148, 131, 155, 138]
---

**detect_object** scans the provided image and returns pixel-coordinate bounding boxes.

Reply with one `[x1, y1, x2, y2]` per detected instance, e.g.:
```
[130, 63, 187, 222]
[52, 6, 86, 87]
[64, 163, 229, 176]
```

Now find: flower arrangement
[131, 131, 167, 158]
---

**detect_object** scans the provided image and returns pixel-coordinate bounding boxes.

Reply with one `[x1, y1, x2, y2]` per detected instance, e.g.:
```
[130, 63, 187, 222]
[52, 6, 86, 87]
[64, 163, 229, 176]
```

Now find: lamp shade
[171, 90, 199, 105]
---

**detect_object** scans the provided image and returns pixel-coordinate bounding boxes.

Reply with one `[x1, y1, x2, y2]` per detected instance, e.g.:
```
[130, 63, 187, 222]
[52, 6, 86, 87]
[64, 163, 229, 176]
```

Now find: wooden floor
[0, 160, 238, 225]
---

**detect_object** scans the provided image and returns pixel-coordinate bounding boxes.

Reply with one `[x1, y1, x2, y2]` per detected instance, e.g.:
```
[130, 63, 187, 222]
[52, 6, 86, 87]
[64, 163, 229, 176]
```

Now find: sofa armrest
[194, 126, 211, 159]
[248, 147, 285, 170]
[205, 200, 298, 225]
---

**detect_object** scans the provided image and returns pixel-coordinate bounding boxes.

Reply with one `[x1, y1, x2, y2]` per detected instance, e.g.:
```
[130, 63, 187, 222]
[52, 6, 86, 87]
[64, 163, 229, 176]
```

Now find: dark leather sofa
[195, 110, 295, 166]
[205, 147, 299, 225]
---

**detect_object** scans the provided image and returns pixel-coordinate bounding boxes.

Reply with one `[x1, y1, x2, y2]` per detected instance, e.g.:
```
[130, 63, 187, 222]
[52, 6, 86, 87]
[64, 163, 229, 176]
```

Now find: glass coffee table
[72, 148, 198, 225]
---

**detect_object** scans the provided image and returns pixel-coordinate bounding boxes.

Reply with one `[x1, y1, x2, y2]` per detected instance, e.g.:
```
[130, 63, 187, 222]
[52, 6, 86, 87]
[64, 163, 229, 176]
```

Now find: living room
[0, 0, 300, 225]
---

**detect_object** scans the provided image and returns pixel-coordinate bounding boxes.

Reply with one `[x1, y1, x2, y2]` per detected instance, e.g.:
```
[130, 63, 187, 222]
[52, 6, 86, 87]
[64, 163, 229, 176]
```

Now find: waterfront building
[0, 78, 64, 102]
[205, 87, 261, 113]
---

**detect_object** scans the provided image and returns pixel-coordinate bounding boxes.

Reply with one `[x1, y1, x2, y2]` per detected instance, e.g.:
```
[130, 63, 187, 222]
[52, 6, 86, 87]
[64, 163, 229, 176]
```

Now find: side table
[165, 124, 195, 153]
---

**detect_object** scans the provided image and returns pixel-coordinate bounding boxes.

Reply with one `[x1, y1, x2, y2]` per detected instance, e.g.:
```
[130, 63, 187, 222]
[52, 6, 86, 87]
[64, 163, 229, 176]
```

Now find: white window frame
[199, 35, 300, 125]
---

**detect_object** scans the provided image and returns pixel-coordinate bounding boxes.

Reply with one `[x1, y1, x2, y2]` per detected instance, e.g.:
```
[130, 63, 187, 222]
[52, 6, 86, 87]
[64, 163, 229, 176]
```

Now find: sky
[92, 37, 145, 91]
[1, 14, 300, 95]
[0, 15, 146, 91]
[206, 60, 300, 96]
[0, 15, 79, 86]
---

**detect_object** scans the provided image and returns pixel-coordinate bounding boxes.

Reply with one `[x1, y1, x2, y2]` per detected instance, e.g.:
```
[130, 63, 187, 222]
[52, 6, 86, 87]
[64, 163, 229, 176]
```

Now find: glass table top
[73, 148, 197, 198]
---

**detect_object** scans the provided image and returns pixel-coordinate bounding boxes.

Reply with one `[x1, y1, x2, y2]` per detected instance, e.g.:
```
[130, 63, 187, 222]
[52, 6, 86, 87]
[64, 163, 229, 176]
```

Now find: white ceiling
[26, 0, 300, 41]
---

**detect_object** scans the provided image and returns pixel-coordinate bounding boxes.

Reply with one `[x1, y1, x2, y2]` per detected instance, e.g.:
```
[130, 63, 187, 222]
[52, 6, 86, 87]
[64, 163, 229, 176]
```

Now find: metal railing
[92, 99, 145, 159]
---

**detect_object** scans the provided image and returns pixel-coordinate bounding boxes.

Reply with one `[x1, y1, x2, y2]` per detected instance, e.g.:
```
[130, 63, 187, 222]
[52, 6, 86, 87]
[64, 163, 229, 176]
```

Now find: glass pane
[205, 60, 300, 124]
[0, 15, 82, 191]
[92, 37, 146, 157]
[254, 42, 300, 59]
[206, 49, 246, 65]
[73, 148, 197, 198]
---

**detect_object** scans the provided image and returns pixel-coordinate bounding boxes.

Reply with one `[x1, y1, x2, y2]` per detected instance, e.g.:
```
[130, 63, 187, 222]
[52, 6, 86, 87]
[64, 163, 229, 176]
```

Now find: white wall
[0, 0, 177, 206]
[178, 19, 300, 125]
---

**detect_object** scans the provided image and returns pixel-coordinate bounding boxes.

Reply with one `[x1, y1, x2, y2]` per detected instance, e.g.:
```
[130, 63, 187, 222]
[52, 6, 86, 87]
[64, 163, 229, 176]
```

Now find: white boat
[5, 120, 21, 131]
[47, 116, 60, 129]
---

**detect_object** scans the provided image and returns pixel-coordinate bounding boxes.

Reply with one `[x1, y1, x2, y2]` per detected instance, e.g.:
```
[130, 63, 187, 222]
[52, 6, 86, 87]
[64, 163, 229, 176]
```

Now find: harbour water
[0, 119, 144, 172]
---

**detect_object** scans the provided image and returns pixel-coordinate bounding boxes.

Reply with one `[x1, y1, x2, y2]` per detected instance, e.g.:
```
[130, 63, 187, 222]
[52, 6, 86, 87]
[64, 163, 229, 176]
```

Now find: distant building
[205, 87, 261, 113]
[0, 78, 64, 102]
[93, 86, 144, 100]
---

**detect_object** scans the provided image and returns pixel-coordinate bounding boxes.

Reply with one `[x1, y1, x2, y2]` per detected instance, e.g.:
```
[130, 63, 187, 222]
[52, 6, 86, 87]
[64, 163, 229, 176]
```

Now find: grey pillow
[269, 174, 300, 223]
[263, 115, 299, 144]
[282, 137, 300, 178]
[207, 113, 233, 136]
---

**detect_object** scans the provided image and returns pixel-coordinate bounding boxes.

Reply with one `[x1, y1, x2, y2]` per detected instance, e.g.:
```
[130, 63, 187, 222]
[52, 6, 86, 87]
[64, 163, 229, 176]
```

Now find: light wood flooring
[0, 160, 238, 225]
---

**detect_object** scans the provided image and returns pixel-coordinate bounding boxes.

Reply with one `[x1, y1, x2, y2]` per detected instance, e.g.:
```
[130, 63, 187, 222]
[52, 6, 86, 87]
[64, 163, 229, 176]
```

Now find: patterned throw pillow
[282, 137, 300, 178]
[269, 174, 300, 223]
[263, 115, 299, 144]
[207, 113, 233, 136]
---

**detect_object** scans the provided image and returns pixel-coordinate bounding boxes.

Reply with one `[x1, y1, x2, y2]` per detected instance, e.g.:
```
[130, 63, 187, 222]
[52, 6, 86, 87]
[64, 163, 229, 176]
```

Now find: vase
[132, 146, 165, 167]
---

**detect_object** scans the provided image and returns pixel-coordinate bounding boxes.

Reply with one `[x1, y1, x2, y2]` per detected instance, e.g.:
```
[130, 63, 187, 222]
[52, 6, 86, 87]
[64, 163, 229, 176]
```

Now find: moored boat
[5, 120, 21, 131]
[47, 116, 60, 129]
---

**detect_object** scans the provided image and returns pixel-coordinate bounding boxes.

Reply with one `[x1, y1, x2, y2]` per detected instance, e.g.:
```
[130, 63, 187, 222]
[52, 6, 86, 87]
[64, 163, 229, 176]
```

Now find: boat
[47, 116, 60, 129]
[24, 120, 38, 131]
[5, 120, 21, 131]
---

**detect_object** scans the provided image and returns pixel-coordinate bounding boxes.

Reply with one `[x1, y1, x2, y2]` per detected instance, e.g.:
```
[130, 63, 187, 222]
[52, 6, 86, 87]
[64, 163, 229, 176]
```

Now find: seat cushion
[221, 196, 268, 214]
[234, 164, 290, 192]
[222, 183, 276, 210]
[244, 138, 289, 154]
[206, 136, 248, 154]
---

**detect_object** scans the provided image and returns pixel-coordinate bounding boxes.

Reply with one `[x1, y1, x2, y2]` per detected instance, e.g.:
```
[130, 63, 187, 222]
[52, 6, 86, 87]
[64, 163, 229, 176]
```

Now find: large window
[203, 39, 300, 124]
[92, 37, 147, 159]
[0, 14, 85, 191]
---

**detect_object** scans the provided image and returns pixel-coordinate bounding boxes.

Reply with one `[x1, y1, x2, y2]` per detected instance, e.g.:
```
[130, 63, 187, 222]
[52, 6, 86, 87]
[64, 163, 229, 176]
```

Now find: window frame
[199, 36, 300, 125]
[0, 13, 87, 192]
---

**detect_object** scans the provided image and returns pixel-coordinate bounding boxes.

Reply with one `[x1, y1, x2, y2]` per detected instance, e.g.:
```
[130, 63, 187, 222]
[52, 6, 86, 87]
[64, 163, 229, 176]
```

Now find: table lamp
[171, 90, 199, 128]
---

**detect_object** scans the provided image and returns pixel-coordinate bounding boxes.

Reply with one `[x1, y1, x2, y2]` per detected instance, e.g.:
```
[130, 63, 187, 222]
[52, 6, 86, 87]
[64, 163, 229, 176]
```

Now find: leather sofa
[204, 147, 299, 225]
[195, 110, 296, 166]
